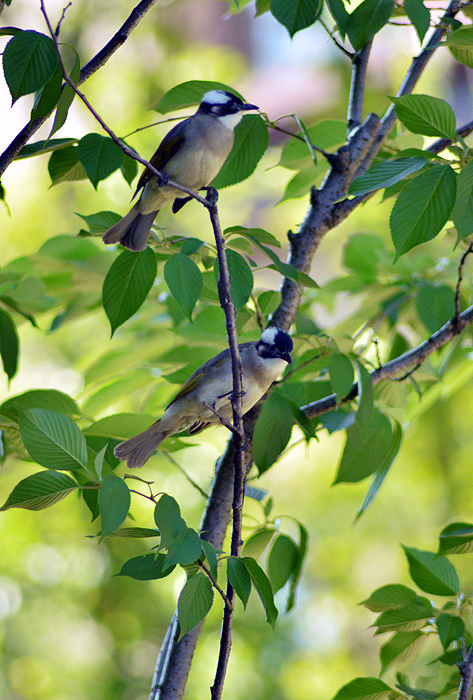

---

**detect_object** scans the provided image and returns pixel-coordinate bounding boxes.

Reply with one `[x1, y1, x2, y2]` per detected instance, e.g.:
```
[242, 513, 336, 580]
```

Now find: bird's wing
[134, 121, 188, 195]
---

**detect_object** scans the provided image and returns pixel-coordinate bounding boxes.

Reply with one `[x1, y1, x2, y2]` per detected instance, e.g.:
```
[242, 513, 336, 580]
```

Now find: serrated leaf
[19, 408, 88, 470]
[84, 413, 156, 440]
[48, 145, 87, 185]
[335, 409, 395, 484]
[404, 0, 430, 43]
[402, 546, 459, 596]
[348, 157, 427, 197]
[373, 601, 434, 633]
[120, 154, 138, 186]
[270, 0, 323, 37]
[76, 210, 121, 234]
[2, 30, 59, 102]
[241, 528, 276, 559]
[390, 164, 457, 257]
[279, 165, 318, 203]
[415, 283, 455, 334]
[155, 80, 243, 113]
[452, 161, 473, 241]
[178, 572, 214, 638]
[227, 556, 251, 607]
[0, 308, 18, 380]
[326, 0, 349, 37]
[50, 49, 80, 137]
[164, 253, 202, 320]
[164, 526, 203, 570]
[380, 631, 427, 674]
[355, 359, 374, 429]
[102, 247, 157, 335]
[242, 557, 278, 628]
[438, 522, 473, 555]
[154, 493, 185, 548]
[0, 470, 78, 511]
[331, 677, 395, 700]
[98, 473, 131, 539]
[200, 540, 218, 579]
[447, 27, 473, 69]
[116, 553, 173, 580]
[286, 521, 308, 612]
[436, 613, 465, 651]
[253, 392, 294, 474]
[211, 114, 268, 189]
[214, 249, 253, 309]
[329, 353, 354, 400]
[78, 133, 124, 189]
[0, 389, 80, 422]
[268, 534, 298, 593]
[15, 138, 76, 160]
[30, 64, 62, 122]
[109, 527, 159, 538]
[279, 120, 346, 170]
[361, 584, 418, 612]
[346, 0, 394, 52]
[391, 95, 456, 139]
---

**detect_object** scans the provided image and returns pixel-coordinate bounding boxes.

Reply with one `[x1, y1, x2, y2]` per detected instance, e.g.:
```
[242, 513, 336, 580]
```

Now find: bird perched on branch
[114, 327, 293, 469]
[102, 90, 259, 251]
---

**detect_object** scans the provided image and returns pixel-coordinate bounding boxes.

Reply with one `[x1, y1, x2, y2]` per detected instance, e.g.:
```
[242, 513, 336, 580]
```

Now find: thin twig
[55, 2, 72, 36]
[429, 119, 473, 155]
[319, 17, 354, 58]
[454, 242, 473, 320]
[198, 560, 233, 609]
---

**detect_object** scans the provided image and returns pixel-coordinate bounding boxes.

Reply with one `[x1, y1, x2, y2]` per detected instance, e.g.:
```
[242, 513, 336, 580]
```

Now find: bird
[114, 327, 293, 469]
[102, 89, 259, 251]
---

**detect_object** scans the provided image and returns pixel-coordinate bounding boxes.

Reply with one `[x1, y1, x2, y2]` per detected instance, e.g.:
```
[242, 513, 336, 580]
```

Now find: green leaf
[214, 249, 253, 309]
[84, 413, 156, 440]
[50, 49, 80, 137]
[329, 353, 354, 400]
[155, 80, 243, 113]
[200, 540, 218, 579]
[154, 493, 186, 548]
[225, 225, 281, 248]
[390, 164, 457, 257]
[331, 677, 395, 700]
[30, 64, 62, 122]
[380, 631, 427, 674]
[0, 470, 78, 511]
[78, 133, 124, 189]
[452, 161, 473, 241]
[19, 408, 88, 470]
[415, 283, 455, 334]
[102, 247, 157, 335]
[355, 359, 374, 429]
[120, 154, 138, 186]
[242, 557, 278, 628]
[447, 26, 473, 69]
[404, 0, 430, 43]
[0, 308, 18, 380]
[326, 0, 349, 37]
[345, 0, 394, 52]
[98, 473, 131, 539]
[109, 527, 160, 538]
[77, 210, 121, 234]
[391, 95, 456, 139]
[227, 556, 251, 607]
[0, 389, 79, 422]
[2, 30, 59, 102]
[48, 146, 87, 185]
[15, 138, 77, 160]
[164, 526, 203, 570]
[211, 114, 269, 189]
[279, 166, 318, 203]
[438, 522, 473, 555]
[253, 392, 294, 474]
[335, 409, 395, 484]
[356, 420, 402, 519]
[373, 601, 434, 633]
[268, 534, 298, 593]
[241, 528, 276, 559]
[116, 553, 174, 580]
[286, 521, 308, 612]
[164, 253, 202, 320]
[270, 0, 324, 37]
[360, 584, 418, 612]
[348, 157, 427, 197]
[178, 572, 214, 638]
[402, 546, 460, 596]
[279, 120, 346, 171]
[436, 613, 465, 651]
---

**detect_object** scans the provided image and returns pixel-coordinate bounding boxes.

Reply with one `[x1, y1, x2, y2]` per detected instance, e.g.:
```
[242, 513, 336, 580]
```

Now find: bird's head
[198, 90, 259, 128]
[257, 327, 293, 365]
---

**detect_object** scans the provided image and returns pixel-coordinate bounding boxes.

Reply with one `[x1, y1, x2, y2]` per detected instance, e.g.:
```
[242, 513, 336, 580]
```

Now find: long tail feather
[114, 422, 167, 469]
[102, 205, 158, 251]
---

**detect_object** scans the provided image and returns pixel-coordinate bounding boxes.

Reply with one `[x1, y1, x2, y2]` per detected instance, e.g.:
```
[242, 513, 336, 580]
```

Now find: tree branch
[457, 642, 473, 700]
[0, 0, 160, 178]
[347, 42, 372, 134]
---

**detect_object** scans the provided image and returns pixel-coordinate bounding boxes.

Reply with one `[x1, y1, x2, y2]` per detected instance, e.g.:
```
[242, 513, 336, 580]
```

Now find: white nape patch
[202, 90, 231, 105]
[217, 112, 244, 129]
[260, 327, 279, 345]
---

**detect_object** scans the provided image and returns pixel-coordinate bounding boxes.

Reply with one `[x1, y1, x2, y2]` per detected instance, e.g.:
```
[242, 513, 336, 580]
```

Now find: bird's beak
[242, 103, 259, 111]
[281, 352, 292, 364]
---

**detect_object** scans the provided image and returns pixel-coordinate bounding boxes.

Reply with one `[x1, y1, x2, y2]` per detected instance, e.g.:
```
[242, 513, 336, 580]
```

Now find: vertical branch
[458, 643, 473, 700]
[347, 41, 372, 134]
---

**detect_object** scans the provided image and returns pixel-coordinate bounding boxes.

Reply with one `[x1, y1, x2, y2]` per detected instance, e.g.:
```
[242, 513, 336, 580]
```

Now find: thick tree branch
[347, 42, 372, 134]
[457, 642, 473, 700]
[0, 0, 159, 178]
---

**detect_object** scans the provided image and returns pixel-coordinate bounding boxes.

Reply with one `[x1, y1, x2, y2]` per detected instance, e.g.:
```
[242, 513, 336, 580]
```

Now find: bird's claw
[157, 171, 169, 188]
[205, 187, 219, 207]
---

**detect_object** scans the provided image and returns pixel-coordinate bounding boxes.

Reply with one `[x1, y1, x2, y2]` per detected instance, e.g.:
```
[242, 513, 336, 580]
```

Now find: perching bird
[102, 90, 259, 251]
[114, 327, 293, 469]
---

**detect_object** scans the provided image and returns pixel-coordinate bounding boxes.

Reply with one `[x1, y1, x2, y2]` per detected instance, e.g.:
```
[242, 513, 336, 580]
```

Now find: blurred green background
[2, 0, 473, 699]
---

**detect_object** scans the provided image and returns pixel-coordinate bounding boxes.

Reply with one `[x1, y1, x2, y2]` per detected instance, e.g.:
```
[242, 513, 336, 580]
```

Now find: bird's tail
[114, 421, 167, 469]
[102, 204, 158, 251]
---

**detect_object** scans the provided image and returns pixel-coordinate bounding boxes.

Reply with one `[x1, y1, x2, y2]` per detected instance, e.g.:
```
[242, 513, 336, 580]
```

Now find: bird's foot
[157, 171, 169, 188]
[204, 187, 219, 207]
